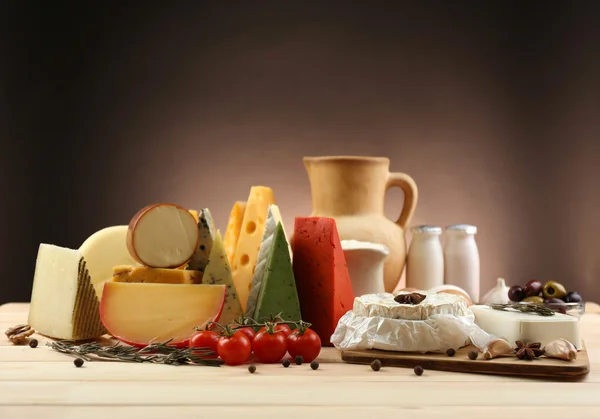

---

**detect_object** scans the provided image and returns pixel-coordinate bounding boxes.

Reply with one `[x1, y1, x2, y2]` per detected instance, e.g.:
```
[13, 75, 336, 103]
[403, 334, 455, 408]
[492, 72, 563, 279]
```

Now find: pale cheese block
[353, 292, 471, 320]
[112, 265, 203, 284]
[231, 186, 276, 313]
[470, 304, 582, 349]
[223, 201, 247, 265]
[201, 230, 243, 325]
[246, 204, 289, 318]
[79, 225, 141, 300]
[28, 244, 107, 340]
[186, 208, 217, 273]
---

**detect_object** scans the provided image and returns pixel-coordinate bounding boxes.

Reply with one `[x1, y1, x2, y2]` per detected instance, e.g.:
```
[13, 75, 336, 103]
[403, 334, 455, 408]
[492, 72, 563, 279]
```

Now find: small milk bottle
[443, 224, 480, 303]
[406, 226, 444, 291]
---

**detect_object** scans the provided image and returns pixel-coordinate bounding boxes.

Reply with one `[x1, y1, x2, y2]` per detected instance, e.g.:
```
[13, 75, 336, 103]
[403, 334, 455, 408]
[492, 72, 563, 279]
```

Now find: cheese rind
[232, 186, 276, 313]
[79, 225, 141, 300]
[354, 292, 471, 320]
[470, 305, 582, 349]
[112, 265, 203, 284]
[201, 230, 243, 326]
[223, 201, 247, 265]
[28, 244, 107, 340]
[186, 208, 217, 272]
[251, 222, 301, 323]
[292, 217, 354, 346]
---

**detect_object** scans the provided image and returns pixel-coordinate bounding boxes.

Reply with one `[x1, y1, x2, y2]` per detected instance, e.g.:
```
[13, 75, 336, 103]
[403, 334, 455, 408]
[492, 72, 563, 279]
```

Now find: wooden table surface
[2, 302, 600, 419]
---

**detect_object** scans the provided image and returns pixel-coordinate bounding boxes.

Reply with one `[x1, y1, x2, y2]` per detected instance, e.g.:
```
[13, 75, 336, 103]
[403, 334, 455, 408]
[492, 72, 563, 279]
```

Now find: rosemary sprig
[489, 303, 556, 316]
[47, 339, 224, 366]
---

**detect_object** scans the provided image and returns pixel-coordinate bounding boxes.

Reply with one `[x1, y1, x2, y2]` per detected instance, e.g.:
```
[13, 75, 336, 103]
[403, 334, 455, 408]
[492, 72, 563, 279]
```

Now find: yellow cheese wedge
[112, 265, 203, 284]
[231, 186, 276, 313]
[189, 209, 199, 223]
[223, 201, 247, 265]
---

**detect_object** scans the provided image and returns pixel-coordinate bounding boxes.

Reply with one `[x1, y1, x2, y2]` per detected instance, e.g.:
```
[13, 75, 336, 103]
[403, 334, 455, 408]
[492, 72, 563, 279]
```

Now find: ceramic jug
[303, 156, 418, 292]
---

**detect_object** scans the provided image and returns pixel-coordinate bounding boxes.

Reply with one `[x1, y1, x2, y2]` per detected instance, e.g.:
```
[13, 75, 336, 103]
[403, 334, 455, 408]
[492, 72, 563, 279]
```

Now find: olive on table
[522, 296, 544, 304]
[523, 280, 543, 298]
[542, 281, 567, 299]
[508, 285, 526, 302]
[544, 297, 565, 304]
[564, 291, 583, 303]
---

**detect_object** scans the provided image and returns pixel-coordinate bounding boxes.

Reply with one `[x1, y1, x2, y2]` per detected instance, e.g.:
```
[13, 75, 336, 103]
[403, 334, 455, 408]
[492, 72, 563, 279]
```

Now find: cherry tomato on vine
[286, 327, 321, 363]
[253, 329, 288, 363]
[234, 326, 256, 343]
[257, 323, 292, 338]
[217, 332, 252, 366]
[189, 330, 220, 358]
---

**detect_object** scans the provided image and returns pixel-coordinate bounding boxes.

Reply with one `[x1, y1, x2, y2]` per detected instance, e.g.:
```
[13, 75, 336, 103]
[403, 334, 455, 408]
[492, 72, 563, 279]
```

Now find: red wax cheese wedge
[292, 217, 355, 346]
[127, 203, 199, 268]
[100, 282, 226, 348]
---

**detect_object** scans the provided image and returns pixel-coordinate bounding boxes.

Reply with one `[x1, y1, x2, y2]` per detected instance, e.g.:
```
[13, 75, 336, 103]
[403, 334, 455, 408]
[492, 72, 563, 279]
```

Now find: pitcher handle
[385, 172, 418, 230]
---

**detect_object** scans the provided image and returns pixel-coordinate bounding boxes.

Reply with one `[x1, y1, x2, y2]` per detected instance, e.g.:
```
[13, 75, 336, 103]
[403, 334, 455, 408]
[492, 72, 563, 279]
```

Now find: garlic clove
[480, 277, 510, 305]
[483, 338, 514, 359]
[543, 338, 577, 361]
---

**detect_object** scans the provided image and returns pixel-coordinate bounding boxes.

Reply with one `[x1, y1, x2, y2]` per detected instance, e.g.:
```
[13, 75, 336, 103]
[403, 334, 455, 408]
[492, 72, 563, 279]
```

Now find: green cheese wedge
[253, 222, 302, 323]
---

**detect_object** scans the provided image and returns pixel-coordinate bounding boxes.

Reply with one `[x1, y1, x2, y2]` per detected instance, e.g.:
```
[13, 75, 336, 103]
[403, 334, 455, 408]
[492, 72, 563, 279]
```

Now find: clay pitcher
[303, 156, 418, 292]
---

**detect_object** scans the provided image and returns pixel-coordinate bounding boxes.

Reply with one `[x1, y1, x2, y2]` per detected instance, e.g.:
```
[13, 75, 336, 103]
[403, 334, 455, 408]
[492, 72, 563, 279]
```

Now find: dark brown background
[1, 1, 599, 304]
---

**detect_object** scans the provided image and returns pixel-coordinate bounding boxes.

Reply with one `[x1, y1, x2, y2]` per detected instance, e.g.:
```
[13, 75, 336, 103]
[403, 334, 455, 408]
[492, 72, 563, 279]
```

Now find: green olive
[542, 281, 567, 299]
[521, 296, 544, 304]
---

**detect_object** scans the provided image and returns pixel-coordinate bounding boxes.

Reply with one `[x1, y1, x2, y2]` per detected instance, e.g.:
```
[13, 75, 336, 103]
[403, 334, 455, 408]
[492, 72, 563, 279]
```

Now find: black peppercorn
[468, 350, 479, 360]
[414, 365, 424, 376]
[74, 358, 84, 368]
[29, 339, 38, 348]
[282, 359, 291, 368]
[370, 359, 382, 371]
[446, 348, 456, 357]
[310, 361, 319, 370]
[295, 355, 303, 365]
[248, 364, 256, 374]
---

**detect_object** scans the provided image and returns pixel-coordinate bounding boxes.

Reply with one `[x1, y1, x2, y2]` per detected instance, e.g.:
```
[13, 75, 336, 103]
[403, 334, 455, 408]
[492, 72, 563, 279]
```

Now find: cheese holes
[240, 254, 250, 266]
[246, 221, 257, 234]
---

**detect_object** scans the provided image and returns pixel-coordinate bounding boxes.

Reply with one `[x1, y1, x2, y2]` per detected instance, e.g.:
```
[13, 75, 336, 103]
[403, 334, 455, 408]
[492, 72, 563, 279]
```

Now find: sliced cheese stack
[293, 217, 354, 346]
[223, 201, 247, 265]
[28, 244, 107, 340]
[246, 204, 300, 322]
[231, 186, 276, 313]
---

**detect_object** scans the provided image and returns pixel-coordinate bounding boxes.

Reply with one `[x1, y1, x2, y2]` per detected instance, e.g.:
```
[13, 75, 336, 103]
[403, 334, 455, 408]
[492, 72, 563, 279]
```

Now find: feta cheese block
[293, 217, 354, 346]
[471, 305, 582, 349]
[28, 244, 107, 340]
[354, 292, 471, 320]
[223, 201, 247, 265]
[249, 222, 301, 323]
[201, 230, 243, 326]
[127, 203, 199, 268]
[246, 204, 292, 318]
[112, 265, 203, 284]
[186, 208, 217, 273]
[79, 225, 142, 300]
[232, 186, 276, 313]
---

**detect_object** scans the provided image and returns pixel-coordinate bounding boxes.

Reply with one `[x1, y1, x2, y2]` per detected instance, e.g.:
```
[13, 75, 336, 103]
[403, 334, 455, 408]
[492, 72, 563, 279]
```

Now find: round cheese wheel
[127, 203, 199, 268]
[428, 284, 473, 307]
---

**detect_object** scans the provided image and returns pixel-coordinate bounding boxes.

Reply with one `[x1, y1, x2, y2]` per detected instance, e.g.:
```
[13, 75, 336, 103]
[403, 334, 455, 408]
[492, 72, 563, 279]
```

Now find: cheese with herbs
[353, 292, 471, 320]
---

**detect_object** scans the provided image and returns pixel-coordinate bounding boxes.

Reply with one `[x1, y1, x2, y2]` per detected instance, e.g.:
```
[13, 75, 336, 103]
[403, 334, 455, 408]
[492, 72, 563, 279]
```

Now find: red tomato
[258, 323, 292, 338]
[217, 332, 252, 366]
[286, 328, 321, 362]
[189, 330, 220, 358]
[253, 330, 288, 363]
[234, 326, 256, 343]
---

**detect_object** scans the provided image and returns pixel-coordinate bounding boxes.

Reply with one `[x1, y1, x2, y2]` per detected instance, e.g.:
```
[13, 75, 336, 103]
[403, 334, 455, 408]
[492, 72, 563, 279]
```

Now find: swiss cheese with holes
[231, 186, 276, 313]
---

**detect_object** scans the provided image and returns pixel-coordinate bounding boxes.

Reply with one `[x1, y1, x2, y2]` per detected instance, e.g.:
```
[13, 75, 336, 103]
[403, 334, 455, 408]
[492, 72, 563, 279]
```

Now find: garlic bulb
[544, 338, 577, 361]
[483, 338, 514, 359]
[480, 277, 510, 305]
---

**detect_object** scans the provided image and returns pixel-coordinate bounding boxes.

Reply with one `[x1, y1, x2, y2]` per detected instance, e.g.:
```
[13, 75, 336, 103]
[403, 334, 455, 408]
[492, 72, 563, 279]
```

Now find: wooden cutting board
[341, 343, 590, 378]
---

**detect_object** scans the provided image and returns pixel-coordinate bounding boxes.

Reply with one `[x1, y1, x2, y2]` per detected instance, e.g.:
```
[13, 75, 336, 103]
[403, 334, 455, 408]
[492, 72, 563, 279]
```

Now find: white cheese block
[28, 244, 107, 340]
[245, 204, 290, 318]
[79, 226, 141, 300]
[470, 305, 582, 349]
[354, 292, 471, 320]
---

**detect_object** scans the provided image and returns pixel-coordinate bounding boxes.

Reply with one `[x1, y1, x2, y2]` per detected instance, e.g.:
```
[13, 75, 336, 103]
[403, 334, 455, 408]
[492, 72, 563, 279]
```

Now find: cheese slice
[353, 292, 471, 320]
[79, 226, 141, 300]
[231, 186, 276, 313]
[251, 222, 301, 322]
[246, 204, 290, 318]
[112, 265, 203, 284]
[471, 305, 582, 349]
[186, 208, 217, 273]
[202, 230, 243, 325]
[28, 244, 107, 340]
[223, 201, 247, 265]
